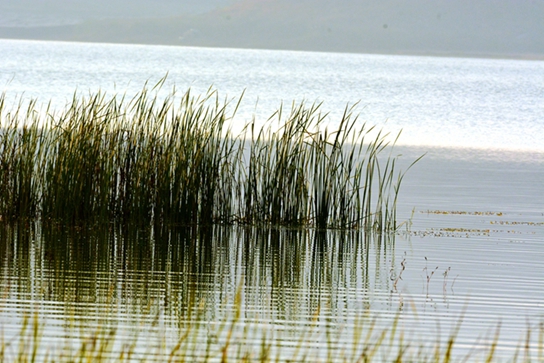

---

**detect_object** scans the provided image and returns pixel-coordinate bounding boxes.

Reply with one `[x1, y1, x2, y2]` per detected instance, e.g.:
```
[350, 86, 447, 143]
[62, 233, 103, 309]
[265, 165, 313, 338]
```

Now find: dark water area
[0, 222, 395, 317]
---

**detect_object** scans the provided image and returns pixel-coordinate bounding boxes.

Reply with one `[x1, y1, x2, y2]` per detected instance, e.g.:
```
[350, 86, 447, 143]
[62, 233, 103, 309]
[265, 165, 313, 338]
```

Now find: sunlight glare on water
[1, 39, 543, 152]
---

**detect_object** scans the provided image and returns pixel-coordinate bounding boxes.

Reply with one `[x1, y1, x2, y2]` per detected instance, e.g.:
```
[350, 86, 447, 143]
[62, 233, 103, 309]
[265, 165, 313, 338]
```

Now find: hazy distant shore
[2, 32, 543, 62]
[1, 0, 544, 60]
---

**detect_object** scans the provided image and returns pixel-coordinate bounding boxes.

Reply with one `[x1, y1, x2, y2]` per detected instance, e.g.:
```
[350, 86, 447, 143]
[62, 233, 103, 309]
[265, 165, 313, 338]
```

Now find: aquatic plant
[0, 82, 417, 231]
[2, 305, 543, 362]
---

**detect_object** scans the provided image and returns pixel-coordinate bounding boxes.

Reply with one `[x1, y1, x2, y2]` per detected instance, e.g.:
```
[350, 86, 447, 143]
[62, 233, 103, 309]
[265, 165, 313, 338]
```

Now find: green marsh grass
[0, 83, 417, 231]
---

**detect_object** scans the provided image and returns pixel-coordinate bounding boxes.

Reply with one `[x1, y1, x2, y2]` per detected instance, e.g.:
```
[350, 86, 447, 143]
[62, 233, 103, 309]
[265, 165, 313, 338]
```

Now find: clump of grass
[0, 81, 417, 232]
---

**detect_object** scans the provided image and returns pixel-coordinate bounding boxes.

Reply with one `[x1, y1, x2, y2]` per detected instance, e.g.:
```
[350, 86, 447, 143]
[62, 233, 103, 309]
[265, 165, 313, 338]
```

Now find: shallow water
[1, 145, 542, 360]
[1, 39, 543, 360]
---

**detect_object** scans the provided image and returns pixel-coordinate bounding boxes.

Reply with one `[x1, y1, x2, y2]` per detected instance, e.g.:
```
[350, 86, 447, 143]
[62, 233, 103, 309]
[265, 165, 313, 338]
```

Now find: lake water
[1, 38, 543, 361]
[2, 38, 544, 153]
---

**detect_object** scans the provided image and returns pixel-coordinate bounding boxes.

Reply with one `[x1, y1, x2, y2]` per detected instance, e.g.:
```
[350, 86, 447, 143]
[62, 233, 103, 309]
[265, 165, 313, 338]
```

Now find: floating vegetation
[490, 220, 544, 226]
[411, 226, 542, 238]
[411, 228, 492, 238]
[422, 210, 504, 216]
[0, 82, 419, 231]
[413, 209, 543, 238]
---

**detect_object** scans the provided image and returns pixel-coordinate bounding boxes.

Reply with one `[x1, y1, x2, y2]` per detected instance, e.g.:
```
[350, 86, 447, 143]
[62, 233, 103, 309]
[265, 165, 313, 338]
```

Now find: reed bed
[0, 83, 418, 231]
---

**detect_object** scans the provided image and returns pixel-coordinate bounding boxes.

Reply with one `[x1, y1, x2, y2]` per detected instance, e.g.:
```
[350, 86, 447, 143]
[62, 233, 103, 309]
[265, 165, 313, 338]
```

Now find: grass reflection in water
[2, 223, 543, 362]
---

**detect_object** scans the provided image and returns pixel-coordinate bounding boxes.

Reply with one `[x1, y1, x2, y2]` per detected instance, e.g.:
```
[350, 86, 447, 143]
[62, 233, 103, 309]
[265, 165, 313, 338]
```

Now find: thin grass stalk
[484, 323, 501, 363]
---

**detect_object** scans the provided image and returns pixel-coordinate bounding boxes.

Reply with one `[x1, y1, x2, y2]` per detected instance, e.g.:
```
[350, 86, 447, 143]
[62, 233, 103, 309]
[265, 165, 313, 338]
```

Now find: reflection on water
[2, 147, 544, 361]
[1, 223, 401, 360]
[2, 213, 544, 360]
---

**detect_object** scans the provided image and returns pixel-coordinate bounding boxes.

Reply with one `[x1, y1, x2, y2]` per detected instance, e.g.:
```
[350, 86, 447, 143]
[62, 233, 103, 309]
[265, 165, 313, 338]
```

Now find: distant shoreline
[3, 0, 544, 62]
[2, 34, 544, 62]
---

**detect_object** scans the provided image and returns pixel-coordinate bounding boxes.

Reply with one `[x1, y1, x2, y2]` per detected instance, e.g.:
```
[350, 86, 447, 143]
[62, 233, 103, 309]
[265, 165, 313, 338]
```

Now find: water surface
[1, 38, 543, 152]
[0, 39, 543, 361]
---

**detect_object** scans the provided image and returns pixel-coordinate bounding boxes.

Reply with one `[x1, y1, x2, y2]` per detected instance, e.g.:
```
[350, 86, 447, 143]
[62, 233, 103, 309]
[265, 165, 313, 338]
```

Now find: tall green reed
[0, 96, 45, 222]
[0, 83, 417, 232]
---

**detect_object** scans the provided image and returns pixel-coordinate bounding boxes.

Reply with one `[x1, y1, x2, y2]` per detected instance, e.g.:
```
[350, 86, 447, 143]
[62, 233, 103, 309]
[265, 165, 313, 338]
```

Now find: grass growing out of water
[0, 82, 417, 231]
[3, 307, 544, 362]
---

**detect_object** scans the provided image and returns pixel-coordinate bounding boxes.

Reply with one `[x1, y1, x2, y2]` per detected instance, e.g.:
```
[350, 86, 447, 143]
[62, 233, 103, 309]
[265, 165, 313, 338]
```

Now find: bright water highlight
[1, 38, 543, 152]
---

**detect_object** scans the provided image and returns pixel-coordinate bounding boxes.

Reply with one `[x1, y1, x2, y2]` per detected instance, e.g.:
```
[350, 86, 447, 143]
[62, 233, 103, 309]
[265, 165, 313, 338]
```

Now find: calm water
[1, 38, 544, 152]
[1, 39, 544, 361]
